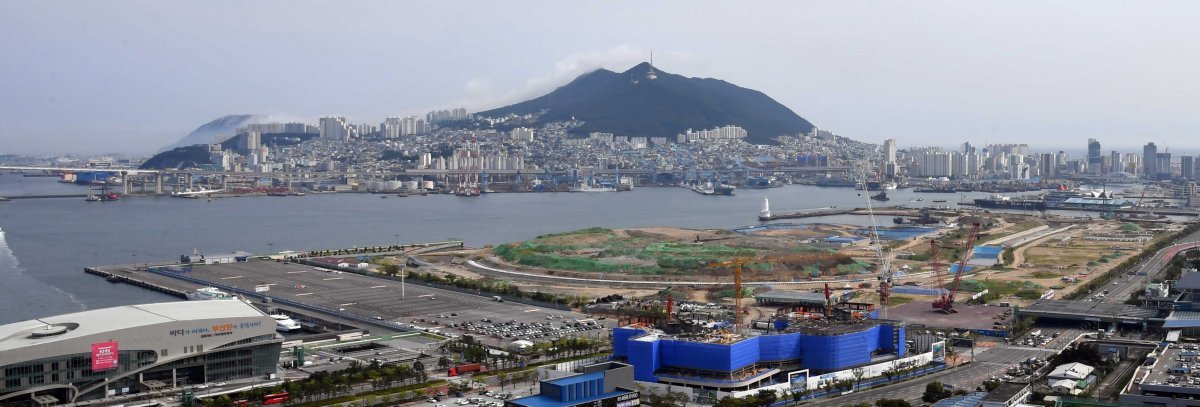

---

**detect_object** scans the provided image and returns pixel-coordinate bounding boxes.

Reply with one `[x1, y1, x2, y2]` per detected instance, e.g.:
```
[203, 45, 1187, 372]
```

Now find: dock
[758, 206, 914, 221]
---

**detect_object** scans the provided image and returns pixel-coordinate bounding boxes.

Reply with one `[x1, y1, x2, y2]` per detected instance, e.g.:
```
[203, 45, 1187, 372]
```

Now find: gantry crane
[932, 222, 981, 313]
[859, 157, 895, 318]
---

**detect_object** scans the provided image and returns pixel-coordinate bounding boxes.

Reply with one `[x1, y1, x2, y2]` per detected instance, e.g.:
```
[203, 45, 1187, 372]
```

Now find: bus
[263, 392, 290, 405]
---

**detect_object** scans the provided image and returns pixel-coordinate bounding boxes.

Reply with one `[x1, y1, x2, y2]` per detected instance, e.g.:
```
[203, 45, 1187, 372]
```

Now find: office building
[1144, 142, 1159, 178]
[1111, 151, 1124, 175]
[0, 301, 281, 405]
[506, 362, 638, 407]
[1087, 139, 1102, 176]
[1040, 153, 1057, 179]
[1182, 155, 1195, 180]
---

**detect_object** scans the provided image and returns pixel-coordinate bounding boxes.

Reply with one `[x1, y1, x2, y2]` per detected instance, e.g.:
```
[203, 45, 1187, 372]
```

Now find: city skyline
[3, 1, 1200, 155]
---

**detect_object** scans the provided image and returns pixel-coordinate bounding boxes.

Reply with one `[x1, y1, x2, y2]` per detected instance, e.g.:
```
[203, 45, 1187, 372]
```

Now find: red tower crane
[932, 222, 981, 314]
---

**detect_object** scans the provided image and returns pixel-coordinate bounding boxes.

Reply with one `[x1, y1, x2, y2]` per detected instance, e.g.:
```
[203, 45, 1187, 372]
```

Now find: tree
[438, 356, 452, 370]
[875, 399, 911, 407]
[381, 263, 400, 277]
[754, 389, 776, 407]
[922, 381, 952, 403]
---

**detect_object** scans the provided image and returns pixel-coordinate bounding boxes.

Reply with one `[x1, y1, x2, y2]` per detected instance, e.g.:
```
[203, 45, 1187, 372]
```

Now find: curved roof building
[0, 301, 281, 404]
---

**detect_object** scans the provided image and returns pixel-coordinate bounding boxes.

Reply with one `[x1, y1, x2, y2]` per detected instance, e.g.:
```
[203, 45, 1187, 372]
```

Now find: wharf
[0, 194, 88, 200]
[759, 206, 913, 221]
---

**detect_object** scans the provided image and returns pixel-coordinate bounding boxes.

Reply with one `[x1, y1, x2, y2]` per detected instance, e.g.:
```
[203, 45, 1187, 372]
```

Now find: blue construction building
[505, 362, 639, 407]
[611, 319, 906, 391]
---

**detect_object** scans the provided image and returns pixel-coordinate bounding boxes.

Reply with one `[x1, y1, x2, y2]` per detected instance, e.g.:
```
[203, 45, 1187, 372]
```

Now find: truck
[449, 363, 483, 376]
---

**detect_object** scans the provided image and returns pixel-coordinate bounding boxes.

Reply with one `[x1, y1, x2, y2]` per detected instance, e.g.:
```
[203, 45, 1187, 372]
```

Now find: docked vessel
[272, 314, 301, 332]
[815, 177, 857, 187]
[973, 195, 1046, 211]
[570, 182, 616, 192]
[866, 181, 898, 191]
[744, 176, 783, 189]
[186, 287, 237, 301]
[870, 191, 889, 201]
[689, 182, 735, 196]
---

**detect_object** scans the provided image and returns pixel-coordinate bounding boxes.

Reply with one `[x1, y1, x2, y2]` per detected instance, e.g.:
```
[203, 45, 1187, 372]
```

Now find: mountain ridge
[478, 63, 815, 144]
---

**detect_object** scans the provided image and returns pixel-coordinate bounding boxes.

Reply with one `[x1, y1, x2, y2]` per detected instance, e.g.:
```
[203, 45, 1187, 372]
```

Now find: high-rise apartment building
[1182, 155, 1195, 180]
[883, 139, 897, 164]
[1158, 153, 1173, 179]
[1040, 153, 1057, 179]
[319, 116, 355, 141]
[1110, 151, 1123, 174]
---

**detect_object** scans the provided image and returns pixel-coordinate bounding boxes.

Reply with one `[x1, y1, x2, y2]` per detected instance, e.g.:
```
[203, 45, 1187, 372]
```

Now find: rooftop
[0, 301, 268, 352]
[508, 389, 634, 407]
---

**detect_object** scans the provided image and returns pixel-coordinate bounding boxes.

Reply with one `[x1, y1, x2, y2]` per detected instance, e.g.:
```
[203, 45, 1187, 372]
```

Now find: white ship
[185, 287, 236, 301]
[272, 314, 301, 332]
[569, 183, 616, 192]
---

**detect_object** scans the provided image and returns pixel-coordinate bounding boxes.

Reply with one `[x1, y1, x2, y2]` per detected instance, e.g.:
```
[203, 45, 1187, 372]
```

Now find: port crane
[932, 222, 981, 313]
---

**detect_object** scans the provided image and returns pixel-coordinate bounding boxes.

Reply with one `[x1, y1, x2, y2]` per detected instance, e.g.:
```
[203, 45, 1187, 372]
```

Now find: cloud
[450, 46, 693, 112]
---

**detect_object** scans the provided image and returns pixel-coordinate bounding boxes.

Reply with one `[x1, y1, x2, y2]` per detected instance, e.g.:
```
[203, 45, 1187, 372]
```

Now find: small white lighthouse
[760, 196, 771, 219]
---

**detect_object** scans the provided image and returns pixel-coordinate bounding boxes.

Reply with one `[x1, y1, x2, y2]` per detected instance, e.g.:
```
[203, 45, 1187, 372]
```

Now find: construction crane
[707, 258, 750, 334]
[932, 222, 981, 313]
[929, 240, 946, 304]
[859, 157, 895, 318]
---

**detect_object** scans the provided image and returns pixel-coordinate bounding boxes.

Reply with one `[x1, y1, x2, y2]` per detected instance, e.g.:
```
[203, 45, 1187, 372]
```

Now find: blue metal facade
[614, 323, 905, 382]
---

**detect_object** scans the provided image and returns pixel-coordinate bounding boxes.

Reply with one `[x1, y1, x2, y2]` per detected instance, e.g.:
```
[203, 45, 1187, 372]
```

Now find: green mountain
[478, 62, 815, 144]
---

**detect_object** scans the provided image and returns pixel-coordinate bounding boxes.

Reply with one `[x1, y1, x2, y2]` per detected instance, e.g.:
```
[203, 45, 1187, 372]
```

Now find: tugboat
[871, 190, 890, 202]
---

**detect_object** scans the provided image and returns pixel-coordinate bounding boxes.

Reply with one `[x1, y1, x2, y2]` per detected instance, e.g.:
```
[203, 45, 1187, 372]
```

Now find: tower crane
[707, 258, 750, 334]
[932, 222, 981, 313]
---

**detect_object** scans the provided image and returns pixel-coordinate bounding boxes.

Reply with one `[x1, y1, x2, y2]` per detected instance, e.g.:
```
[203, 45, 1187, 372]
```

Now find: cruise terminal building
[0, 301, 281, 404]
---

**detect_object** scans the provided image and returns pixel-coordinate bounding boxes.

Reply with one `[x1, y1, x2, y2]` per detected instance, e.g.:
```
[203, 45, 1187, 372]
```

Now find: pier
[758, 206, 915, 221]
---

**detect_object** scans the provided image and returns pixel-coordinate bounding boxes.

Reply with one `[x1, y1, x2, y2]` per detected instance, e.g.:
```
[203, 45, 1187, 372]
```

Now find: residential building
[1182, 155, 1195, 180]
[510, 127, 535, 142]
[1145, 142, 1159, 178]
[1087, 139, 1102, 176]
[319, 116, 355, 141]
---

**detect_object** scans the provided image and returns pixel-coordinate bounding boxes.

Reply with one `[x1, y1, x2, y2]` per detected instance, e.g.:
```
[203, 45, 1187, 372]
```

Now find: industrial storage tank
[367, 181, 384, 191]
[385, 180, 403, 191]
[405, 181, 420, 191]
[421, 180, 435, 190]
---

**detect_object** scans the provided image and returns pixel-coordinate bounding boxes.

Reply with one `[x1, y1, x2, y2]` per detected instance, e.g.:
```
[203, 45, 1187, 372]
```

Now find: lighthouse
[760, 196, 771, 219]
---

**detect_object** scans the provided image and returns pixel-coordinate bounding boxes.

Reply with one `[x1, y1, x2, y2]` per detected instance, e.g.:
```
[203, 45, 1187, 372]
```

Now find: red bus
[263, 392, 290, 405]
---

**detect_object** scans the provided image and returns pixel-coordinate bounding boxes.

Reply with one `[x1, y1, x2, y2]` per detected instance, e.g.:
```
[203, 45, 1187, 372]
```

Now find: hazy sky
[2, 1, 1198, 156]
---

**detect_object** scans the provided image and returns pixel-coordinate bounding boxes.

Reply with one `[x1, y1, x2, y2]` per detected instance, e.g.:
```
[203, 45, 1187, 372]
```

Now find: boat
[86, 191, 101, 202]
[866, 181, 898, 191]
[570, 183, 616, 192]
[272, 314, 301, 332]
[714, 183, 736, 196]
[973, 195, 1046, 211]
[815, 177, 857, 187]
[186, 287, 237, 301]
[870, 191, 889, 201]
[914, 187, 957, 193]
[932, 199, 948, 203]
[744, 176, 783, 189]
[689, 182, 735, 196]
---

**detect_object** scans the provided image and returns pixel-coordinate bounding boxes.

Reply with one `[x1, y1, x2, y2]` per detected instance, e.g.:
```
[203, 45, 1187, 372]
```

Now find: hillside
[161, 114, 261, 151]
[139, 145, 212, 170]
[478, 63, 814, 144]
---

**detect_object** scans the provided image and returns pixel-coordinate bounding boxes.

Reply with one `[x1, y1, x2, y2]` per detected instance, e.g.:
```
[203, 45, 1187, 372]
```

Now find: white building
[319, 116, 356, 141]
[1047, 362, 1094, 395]
[510, 127, 535, 142]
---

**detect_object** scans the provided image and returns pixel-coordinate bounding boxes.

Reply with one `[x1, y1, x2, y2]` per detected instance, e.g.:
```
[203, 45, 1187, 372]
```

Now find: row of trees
[379, 263, 590, 307]
[1066, 223, 1200, 300]
[193, 360, 431, 406]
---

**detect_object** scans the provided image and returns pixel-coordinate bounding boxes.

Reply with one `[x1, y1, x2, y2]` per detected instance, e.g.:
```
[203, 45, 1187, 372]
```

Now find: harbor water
[0, 173, 1076, 324]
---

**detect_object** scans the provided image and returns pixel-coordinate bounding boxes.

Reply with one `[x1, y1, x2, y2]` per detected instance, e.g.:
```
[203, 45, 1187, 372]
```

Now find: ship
[870, 191, 890, 201]
[689, 182, 735, 196]
[866, 181, 898, 191]
[570, 182, 616, 192]
[744, 176, 783, 189]
[815, 177, 857, 187]
[272, 314, 301, 332]
[186, 287, 237, 301]
[973, 194, 1047, 211]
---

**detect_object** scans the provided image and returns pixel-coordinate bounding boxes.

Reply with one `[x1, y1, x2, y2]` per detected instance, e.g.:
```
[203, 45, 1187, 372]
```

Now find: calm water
[0, 173, 997, 324]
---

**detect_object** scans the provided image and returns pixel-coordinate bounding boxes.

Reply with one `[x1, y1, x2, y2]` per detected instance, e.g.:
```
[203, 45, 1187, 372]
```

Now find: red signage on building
[91, 341, 119, 371]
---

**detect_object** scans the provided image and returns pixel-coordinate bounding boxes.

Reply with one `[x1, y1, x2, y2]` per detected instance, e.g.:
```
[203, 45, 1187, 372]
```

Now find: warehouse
[0, 301, 281, 404]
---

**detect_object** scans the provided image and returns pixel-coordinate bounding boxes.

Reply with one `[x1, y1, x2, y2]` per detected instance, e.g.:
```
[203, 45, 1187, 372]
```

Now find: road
[1100, 228, 1200, 304]
[812, 345, 1057, 406]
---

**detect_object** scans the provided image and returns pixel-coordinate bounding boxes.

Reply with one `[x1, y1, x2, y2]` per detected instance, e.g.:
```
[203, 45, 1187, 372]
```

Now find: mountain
[161, 114, 261, 151]
[478, 63, 815, 144]
[139, 145, 212, 170]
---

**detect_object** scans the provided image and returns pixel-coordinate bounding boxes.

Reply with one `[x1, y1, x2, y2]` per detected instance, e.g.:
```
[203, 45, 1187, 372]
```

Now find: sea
[0, 172, 1051, 324]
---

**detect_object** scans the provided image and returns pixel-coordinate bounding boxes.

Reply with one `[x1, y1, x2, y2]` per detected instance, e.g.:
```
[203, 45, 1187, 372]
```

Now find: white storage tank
[421, 180, 435, 190]
[405, 181, 420, 191]
[368, 181, 384, 191]
[386, 180, 403, 191]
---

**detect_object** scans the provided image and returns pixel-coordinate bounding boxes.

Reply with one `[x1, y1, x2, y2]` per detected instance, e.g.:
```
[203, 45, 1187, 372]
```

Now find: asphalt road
[1101, 228, 1200, 304]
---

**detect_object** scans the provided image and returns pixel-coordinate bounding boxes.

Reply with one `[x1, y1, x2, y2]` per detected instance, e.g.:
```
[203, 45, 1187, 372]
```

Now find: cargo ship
[815, 177, 857, 187]
[973, 194, 1046, 211]
[744, 176, 783, 189]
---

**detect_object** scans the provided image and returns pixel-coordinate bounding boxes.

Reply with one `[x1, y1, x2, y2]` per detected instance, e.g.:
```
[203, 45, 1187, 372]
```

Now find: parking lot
[170, 259, 610, 346]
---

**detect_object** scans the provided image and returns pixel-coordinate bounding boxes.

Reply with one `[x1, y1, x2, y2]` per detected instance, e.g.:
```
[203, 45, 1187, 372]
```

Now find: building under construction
[610, 305, 906, 392]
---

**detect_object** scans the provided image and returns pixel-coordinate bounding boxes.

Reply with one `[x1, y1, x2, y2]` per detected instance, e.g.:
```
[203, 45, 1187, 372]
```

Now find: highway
[1100, 228, 1200, 304]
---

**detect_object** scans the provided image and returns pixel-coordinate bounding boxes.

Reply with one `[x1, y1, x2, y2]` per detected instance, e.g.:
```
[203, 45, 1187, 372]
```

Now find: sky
[1, 1, 1198, 156]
